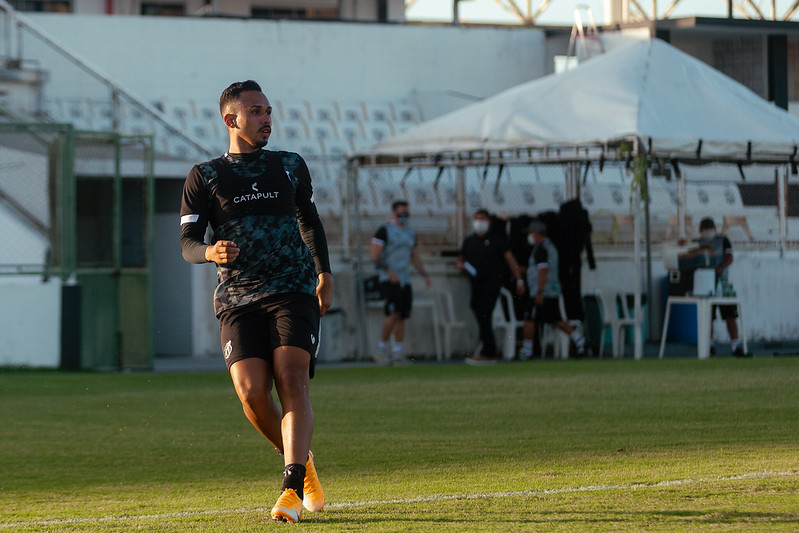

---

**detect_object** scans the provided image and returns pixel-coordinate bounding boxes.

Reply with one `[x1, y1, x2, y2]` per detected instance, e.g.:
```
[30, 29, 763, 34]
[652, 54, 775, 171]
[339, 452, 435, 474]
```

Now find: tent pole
[352, 163, 368, 360]
[645, 170, 654, 343]
[778, 166, 787, 257]
[456, 166, 466, 244]
[633, 143, 644, 360]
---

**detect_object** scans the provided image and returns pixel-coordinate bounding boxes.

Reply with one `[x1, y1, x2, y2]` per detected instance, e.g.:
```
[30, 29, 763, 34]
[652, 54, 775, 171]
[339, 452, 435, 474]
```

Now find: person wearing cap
[456, 209, 526, 365]
[692, 217, 745, 356]
[518, 219, 586, 360]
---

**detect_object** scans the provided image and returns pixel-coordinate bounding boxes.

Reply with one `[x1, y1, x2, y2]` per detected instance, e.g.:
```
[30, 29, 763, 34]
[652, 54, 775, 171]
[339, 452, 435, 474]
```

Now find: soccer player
[519, 219, 586, 360]
[180, 80, 332, 523]
[369, 200, 431, 364]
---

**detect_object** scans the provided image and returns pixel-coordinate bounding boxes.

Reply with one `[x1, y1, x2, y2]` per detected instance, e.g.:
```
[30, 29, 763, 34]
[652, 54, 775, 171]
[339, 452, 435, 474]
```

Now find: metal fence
[0, 122, 155, 369]
[0, 0, 214, 162]
[339, 160, 797, 254]
[0, 122, 72, 275]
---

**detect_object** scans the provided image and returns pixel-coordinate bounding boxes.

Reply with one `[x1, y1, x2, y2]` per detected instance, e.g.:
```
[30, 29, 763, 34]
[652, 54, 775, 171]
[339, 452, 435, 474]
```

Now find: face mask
[527, 234, 535, 246]
[396, 214, 410, 225]
[473, 220, 490, 235]
[700, 230, 716, 241]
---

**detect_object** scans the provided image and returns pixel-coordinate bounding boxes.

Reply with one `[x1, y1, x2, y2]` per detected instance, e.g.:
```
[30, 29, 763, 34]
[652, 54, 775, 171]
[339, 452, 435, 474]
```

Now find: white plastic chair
[595, 289, 636, 358]
[492, 287, 523, 361]
[429, 289, 467, 360]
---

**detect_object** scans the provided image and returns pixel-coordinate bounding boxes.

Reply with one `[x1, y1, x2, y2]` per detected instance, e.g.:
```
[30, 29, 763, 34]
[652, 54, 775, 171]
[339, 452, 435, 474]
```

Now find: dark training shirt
[180, 149, 331, 316]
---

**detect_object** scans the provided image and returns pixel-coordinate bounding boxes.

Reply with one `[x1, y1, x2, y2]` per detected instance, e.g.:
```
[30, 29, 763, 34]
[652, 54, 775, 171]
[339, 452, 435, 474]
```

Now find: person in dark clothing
[456, 209, 525, 365]
[180, 80, 330, 523]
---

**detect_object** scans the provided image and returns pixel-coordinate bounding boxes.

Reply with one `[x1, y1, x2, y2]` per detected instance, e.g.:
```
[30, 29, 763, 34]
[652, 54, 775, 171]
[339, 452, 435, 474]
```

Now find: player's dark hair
[474, 208, 491, 218]
[219, 80, 263, 116]
[391, 200, 409, 212]
[699, 217, 716, 230]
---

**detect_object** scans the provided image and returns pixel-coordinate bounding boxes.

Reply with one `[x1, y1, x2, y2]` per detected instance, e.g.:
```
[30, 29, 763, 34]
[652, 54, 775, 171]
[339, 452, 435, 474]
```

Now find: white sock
[378, 340, 388, 353]
[392, 342, 403, 358]
[731, 338, 740, 350]
[521, 339, 533, 353]
[570, 330, 585, 347]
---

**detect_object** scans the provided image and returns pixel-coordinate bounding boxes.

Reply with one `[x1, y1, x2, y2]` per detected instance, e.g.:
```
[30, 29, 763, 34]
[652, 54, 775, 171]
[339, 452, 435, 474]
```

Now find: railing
[0, 0, 214, 161]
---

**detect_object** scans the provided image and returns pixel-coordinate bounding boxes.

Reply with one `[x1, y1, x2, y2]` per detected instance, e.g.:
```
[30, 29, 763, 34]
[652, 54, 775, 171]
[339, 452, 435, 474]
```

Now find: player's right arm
[180, 164, 239, 265]
[369, 226, 386, 264]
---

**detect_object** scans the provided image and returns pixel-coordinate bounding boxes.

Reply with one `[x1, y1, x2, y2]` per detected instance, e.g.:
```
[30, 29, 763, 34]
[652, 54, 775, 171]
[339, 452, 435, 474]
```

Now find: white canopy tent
[350, 38, 799, 360]
[356, 38, 799, 163]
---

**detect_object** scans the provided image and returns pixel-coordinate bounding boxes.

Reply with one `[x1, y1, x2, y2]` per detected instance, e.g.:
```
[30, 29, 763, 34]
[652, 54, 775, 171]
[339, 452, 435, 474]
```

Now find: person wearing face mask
[693, 217, 745, 356]
[456, 209, 526, 365]
[369, 200, 431, 365]
[518, 220, 587, 360]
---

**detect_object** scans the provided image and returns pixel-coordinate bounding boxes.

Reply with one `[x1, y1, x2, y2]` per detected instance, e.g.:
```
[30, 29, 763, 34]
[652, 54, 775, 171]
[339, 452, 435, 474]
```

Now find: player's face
[227, 90, 272, 151]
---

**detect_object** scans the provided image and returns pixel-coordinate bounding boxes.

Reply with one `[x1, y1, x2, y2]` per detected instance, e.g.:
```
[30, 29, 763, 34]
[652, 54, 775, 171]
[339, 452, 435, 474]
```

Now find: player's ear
[224, 113, 237, 129]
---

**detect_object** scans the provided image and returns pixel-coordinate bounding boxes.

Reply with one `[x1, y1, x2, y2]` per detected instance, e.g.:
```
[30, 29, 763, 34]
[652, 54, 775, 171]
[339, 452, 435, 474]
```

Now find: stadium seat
[334, 101, 367, 123]
[492, 287, 522, 361]
[390, 101, 422, 124]
[595, 289, 636, 358]
[722, 215, 754, 241]
[320, 138, 352, 159]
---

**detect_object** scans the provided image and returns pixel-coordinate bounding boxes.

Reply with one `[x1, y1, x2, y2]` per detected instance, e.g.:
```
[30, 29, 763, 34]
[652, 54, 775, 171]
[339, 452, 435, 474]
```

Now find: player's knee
[235, 380, 272, 407]
[275, 369, 308, 398]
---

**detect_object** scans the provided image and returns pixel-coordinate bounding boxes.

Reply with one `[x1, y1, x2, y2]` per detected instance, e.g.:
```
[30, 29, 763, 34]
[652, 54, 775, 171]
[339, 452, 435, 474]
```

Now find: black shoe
[709, 345, 716, 356]
[732, 346, 750, 357]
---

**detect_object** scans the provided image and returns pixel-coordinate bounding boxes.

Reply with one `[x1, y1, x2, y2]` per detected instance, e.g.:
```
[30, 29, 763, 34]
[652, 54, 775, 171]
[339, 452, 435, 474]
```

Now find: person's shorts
[217, 292, 320, 378]
[380, 281, 413, 319]
[524, 296, 563, 325]
[713, 304, 738, 320]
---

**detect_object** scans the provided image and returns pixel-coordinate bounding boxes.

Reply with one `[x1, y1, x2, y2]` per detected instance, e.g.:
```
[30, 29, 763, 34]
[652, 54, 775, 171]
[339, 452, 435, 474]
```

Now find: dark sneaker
[732, 346, 750, 357]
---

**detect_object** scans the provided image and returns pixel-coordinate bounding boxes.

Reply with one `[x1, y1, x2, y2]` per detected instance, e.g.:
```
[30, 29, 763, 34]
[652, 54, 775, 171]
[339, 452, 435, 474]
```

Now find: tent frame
[350, 135, 794, 360]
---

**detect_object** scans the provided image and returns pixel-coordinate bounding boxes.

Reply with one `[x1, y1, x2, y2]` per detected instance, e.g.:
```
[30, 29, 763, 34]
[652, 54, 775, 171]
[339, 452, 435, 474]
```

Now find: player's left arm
[410, 245, 430, 288]
[503, 250, 525, 295]
[293, 155, 333, 315]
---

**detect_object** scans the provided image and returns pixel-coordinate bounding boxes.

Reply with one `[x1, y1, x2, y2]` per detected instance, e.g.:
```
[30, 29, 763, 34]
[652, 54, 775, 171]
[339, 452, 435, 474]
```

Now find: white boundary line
[2, 470, 795, 529]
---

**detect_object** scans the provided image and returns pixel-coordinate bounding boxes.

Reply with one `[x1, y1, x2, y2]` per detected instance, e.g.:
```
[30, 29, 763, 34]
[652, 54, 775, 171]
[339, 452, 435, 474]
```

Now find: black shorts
[217, 292, 321, 378]
[380, 281, 413, 319]
[524, 296, 563, 325]
[713, 304, 738, 320]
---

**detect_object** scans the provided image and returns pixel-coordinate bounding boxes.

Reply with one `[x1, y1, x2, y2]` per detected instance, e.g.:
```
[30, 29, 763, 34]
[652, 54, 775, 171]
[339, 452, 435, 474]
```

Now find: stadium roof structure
[352, 38, 799, 167]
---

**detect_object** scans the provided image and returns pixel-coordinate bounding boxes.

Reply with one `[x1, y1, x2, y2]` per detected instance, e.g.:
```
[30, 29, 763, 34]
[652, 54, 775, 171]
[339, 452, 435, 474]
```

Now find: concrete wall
[26, 14, 546, 121]
[0, 279, 61, 368]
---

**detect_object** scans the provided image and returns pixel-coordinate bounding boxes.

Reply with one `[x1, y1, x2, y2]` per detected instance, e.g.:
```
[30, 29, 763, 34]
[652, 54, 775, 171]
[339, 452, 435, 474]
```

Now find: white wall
[583, 250, 799, 343]
[26, 14, 546, 120]
[0, 279, 61, 368]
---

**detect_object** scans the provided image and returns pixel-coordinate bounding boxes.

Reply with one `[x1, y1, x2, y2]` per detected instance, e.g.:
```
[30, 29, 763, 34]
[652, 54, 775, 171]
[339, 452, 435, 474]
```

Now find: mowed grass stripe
[1, 469, 794, 529]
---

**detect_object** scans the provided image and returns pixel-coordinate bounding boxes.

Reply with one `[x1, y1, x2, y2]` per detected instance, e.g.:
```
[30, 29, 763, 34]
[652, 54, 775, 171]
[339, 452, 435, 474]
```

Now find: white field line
[1, 470, 795, 529]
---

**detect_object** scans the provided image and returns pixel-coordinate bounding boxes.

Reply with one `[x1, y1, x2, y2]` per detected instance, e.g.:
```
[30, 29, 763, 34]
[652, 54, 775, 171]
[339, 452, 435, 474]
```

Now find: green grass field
[1, 357, 798, 532]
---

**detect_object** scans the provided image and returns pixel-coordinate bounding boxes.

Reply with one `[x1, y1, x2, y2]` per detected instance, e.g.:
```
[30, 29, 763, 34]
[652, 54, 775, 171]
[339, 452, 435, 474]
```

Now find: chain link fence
[342, 160, 797, 254]
[0, 123, 70, 274]
[0, 123, 154, 275]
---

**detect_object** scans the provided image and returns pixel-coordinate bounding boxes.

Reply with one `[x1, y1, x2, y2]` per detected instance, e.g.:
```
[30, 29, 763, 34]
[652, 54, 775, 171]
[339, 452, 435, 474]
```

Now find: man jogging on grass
[180, 80, 332, 523]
